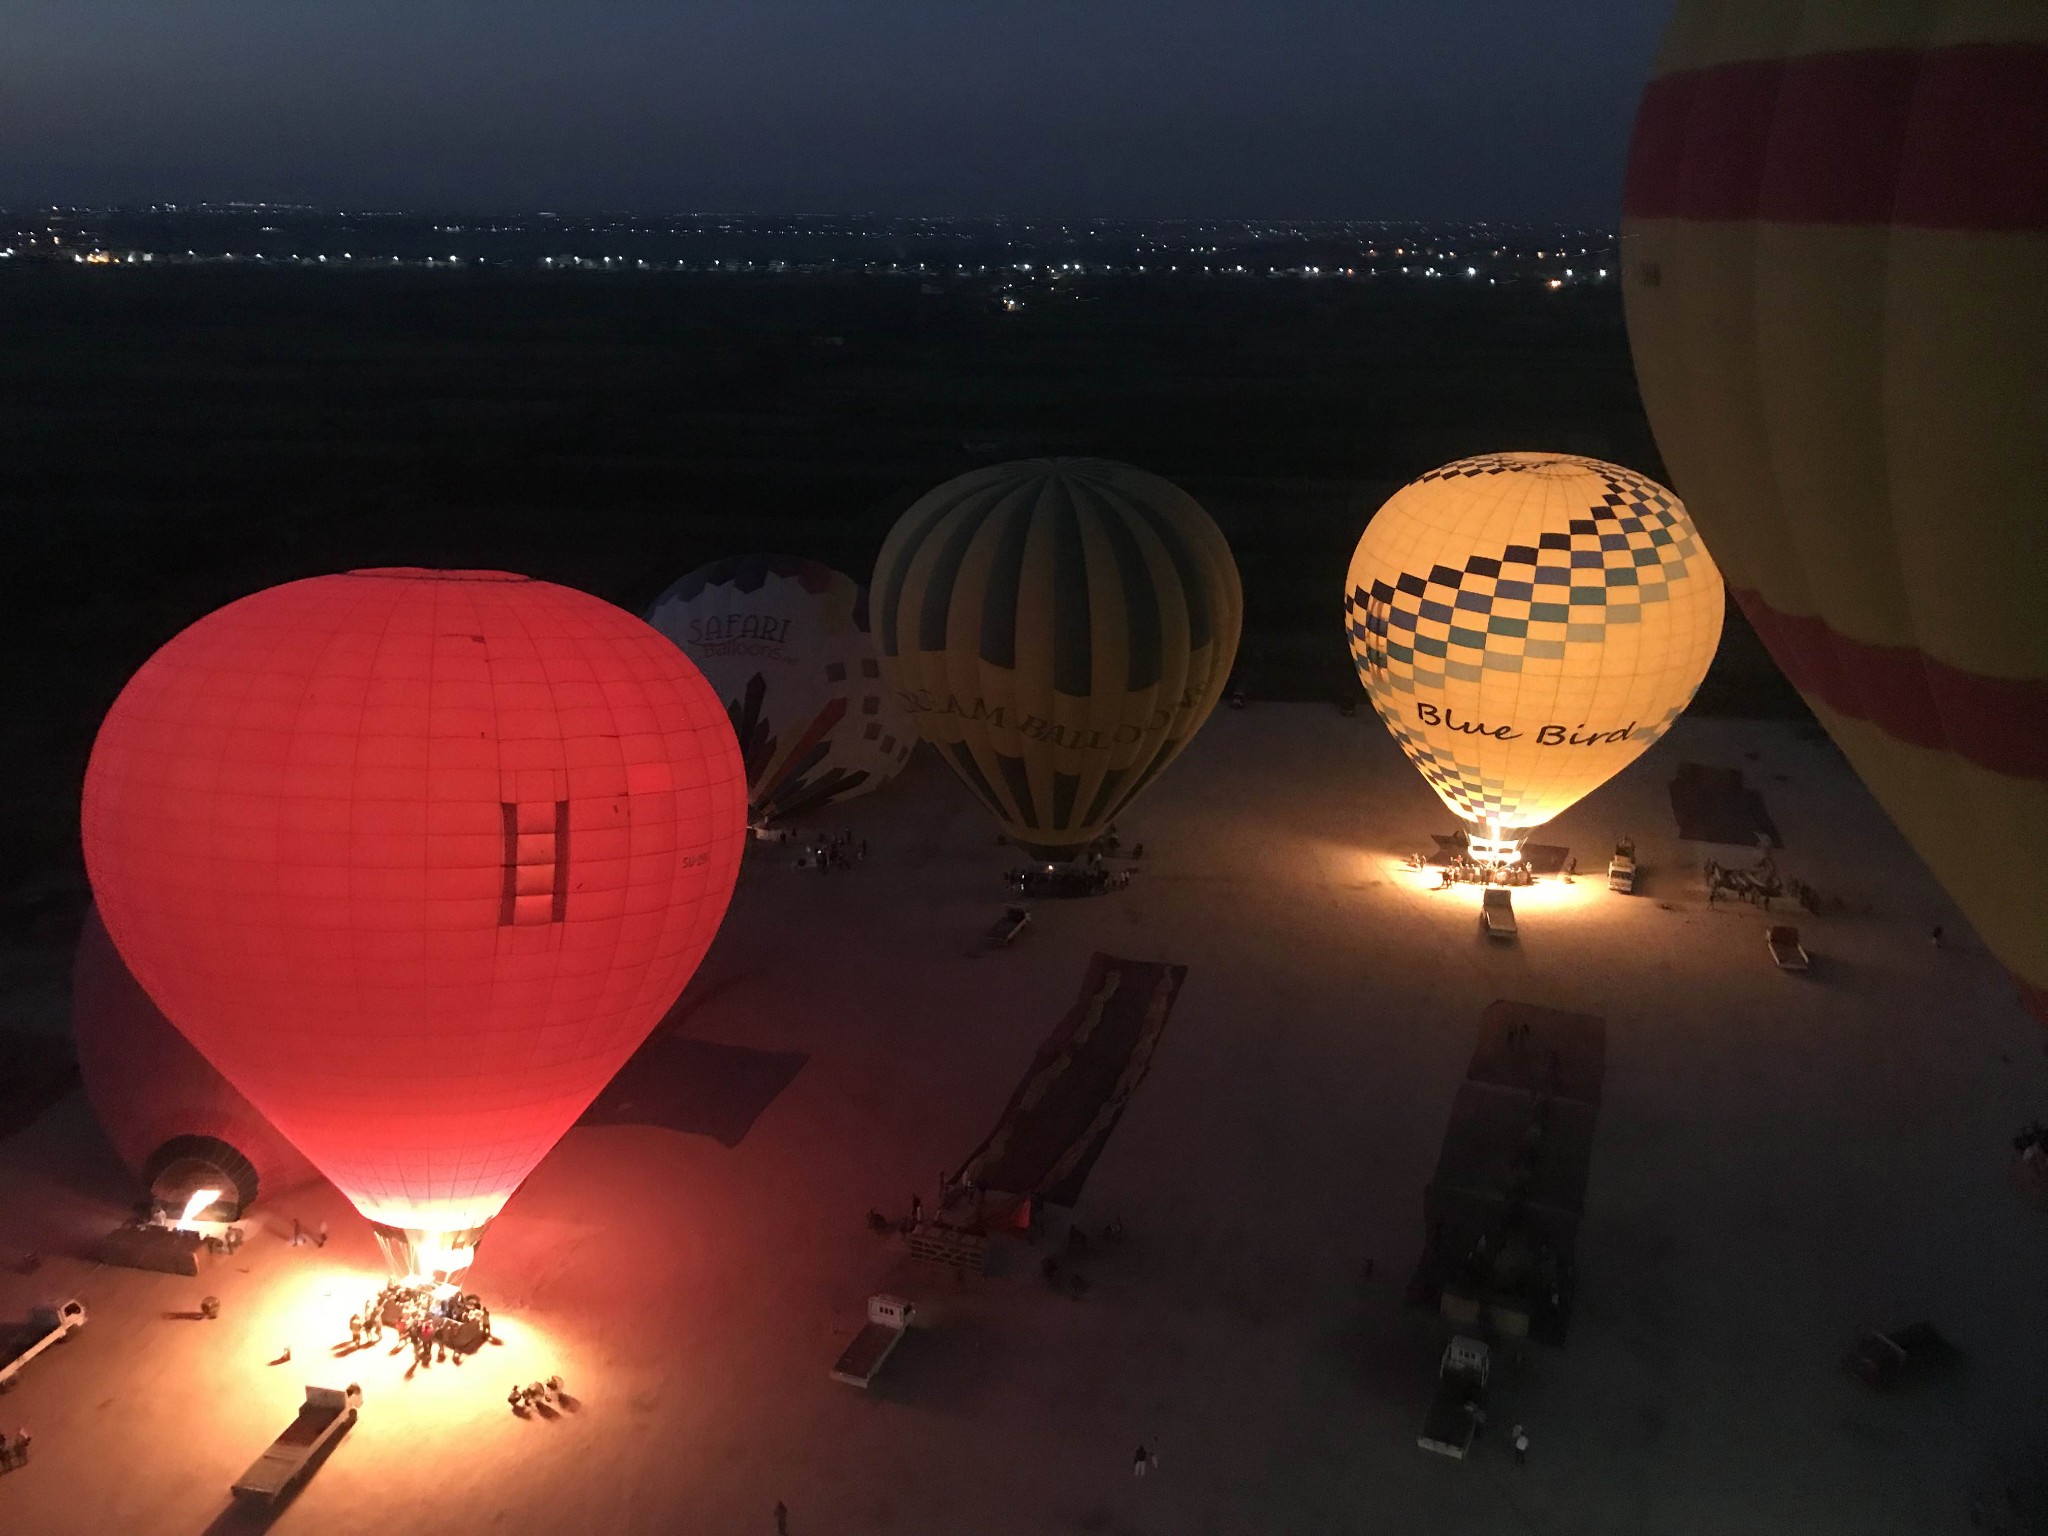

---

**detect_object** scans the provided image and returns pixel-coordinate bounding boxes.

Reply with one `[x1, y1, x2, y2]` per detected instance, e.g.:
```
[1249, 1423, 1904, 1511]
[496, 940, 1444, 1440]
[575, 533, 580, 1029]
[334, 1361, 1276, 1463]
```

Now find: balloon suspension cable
[370, 1220, 491, 1288]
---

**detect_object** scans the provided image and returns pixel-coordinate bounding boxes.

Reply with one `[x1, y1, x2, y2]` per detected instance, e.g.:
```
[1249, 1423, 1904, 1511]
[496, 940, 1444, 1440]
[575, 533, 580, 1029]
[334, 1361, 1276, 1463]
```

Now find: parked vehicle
[0, 1299, 85, 1392]
[1418, 1337, 1491, 1458]
[1766, 924, 1810, 970]
[231, 1384, 362, 1503]
[831, 1295, 914, 1389]
[1607, 840, 1637, 893]
[988, 905, 1032, 948]
[1481, 888, 1517, 941]
[1844, 1322, 1957, 1391]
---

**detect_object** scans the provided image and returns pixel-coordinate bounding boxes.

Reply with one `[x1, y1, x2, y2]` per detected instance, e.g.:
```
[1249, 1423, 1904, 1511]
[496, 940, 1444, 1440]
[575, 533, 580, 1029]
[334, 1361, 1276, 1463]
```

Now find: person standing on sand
[774, 1499, 789, 1534]
[1513, 1425, 1529, 1465]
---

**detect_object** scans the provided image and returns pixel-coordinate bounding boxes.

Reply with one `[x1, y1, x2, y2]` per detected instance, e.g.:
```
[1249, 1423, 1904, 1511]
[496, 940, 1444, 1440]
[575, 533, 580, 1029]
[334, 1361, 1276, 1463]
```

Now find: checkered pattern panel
[1345, 458, 1707, 822]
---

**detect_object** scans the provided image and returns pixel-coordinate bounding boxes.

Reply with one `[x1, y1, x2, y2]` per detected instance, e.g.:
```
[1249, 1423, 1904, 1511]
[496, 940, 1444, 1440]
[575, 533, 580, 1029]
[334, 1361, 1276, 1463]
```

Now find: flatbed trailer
[1480, 888, 1517, 941]
[0, 1300, 85, 1391]
[1766, 925, 1810, 971]
[1417, 1337, 1490, 1459]
[231, 1384, 361, 1503]
[830, 1295, 913, 1388]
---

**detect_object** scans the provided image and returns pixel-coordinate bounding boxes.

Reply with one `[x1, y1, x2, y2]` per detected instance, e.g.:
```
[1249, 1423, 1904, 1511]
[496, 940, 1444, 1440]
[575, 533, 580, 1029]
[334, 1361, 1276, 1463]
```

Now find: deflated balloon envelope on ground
[1346, 453, 1724, 845]
[645, 555, 914, 824]
[73, 902, 316, 1220]
[872, 458, 1242, 860]
[81, 568, 749, 1280]
[1621, 0, 2048, 1018]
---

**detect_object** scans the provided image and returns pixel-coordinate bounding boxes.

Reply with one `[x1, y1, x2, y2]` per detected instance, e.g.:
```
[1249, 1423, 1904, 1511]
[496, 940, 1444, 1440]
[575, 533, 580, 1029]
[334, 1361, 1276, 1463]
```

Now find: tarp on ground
[1669, 762, 1782, 847]
[955, 952, 1186, 1209]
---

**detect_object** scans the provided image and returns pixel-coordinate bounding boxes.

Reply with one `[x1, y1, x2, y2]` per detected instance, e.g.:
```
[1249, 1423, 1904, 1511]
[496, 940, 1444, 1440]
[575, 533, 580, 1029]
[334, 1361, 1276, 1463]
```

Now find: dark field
[0, 265, 1804, 930]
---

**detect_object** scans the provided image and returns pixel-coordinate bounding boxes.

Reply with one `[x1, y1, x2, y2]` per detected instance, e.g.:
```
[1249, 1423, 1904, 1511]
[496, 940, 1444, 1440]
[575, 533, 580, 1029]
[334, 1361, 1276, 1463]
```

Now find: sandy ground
[1, 705, 2043, 1536]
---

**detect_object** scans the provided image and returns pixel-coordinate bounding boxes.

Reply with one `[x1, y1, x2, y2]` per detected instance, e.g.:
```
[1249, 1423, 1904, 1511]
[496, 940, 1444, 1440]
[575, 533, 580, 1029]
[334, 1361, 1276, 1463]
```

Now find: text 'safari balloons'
[873, 459, 1242, 860]
[82, 569, 748, 1277]
[645, 555, 914, 824]
[1346, 454, 1724, 833]
[1622, 3, 2048, 1019]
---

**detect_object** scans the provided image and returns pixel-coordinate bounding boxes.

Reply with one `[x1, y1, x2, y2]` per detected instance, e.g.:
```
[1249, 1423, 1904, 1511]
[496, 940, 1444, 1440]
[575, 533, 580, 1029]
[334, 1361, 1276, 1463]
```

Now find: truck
[1607, 840, 1637, 893]
[1418, 1336, 1491, 1458]
[1480, 888, 1517, 941]
[1844, 1321, 1958, 1391]
[830, 1295, 914, 1389]
[988, 905, 1032, 948]
[231, 1384, 362, 1504]
[0, 1299, 85, 1392]
[1766, 924, 1811, 971]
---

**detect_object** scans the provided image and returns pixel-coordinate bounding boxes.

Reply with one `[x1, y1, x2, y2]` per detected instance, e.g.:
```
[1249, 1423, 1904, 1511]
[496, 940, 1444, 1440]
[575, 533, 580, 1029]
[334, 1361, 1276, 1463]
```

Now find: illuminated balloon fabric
[1621, 4, 2048, 1016]
[872, 459, 1242, 859]
[1345, 454, 1724, 830]
[73, 903, 316, 1208]
[80, 569, 748, 1247]
[645, 555, 913, 822]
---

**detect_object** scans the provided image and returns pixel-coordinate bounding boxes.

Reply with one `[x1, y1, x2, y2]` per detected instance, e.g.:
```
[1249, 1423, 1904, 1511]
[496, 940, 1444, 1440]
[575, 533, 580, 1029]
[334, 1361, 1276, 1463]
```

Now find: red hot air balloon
[81, 569, 748, 1278]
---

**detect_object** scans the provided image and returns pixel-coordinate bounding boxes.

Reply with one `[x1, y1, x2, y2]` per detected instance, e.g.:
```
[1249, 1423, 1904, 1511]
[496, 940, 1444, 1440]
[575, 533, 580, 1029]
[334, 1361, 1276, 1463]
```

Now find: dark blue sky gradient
[3, 0, 1668, 218]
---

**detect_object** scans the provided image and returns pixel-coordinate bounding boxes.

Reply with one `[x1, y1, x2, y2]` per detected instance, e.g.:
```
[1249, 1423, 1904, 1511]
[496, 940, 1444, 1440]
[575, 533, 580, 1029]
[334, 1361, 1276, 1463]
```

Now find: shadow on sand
[578, 1036, 806, 1148]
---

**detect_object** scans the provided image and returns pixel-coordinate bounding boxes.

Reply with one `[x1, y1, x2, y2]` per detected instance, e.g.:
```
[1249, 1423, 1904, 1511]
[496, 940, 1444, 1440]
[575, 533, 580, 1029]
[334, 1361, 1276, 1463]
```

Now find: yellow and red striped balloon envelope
[1622, 3, 2047, 1019]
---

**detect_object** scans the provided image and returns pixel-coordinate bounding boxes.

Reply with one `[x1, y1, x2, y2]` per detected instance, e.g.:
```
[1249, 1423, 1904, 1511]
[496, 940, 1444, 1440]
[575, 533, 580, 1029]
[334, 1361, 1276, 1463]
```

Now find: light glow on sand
[1388, 858, 1600, 912]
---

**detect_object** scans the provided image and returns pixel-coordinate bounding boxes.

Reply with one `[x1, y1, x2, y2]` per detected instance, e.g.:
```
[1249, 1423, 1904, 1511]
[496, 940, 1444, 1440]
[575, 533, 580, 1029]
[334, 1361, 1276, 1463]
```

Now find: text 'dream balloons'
[1621, 1, 2048, 1017]
[81, 569, 748, 1276]
[645, 555, 914, 824]
[872, 459, 1242, 860]
[1345, 453, 1724, 833]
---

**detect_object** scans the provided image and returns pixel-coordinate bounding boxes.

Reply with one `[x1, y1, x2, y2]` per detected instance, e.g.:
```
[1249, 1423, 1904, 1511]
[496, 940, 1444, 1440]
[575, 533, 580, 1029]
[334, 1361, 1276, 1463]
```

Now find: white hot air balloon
[647, 555, 914, 824]
[1345, 453, 1724, 860]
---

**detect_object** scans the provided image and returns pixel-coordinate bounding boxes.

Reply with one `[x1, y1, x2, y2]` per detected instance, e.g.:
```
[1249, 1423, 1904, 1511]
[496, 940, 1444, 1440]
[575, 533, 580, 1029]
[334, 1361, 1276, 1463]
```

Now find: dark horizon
[7, 204, 1619, 226]
[5, 0, 1666, 223]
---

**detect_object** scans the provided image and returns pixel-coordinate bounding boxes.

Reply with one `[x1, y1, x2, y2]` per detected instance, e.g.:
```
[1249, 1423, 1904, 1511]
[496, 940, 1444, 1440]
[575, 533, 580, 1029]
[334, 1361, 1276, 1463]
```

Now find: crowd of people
[795, 831, 867, 873]
[1410, 850, 1535, 888]
[1007, 862, 1131, 898]
[347, 1282, 492, 1367]
[508, 1375, 569, 1416]
[1702, 853, 1825, 914]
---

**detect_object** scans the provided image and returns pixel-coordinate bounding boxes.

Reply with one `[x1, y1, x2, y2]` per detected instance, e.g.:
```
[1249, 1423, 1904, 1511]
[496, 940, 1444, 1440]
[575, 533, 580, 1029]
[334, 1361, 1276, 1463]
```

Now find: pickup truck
[831, 1295, 914, 1389]
[1844, 1322, 1957, 1391]
[1607, 841, 1637, 893]
[1766, 924, 1810, 971]
[988, 905, 1032, 948]
[232, 1384, 362, 1503]
[0, 1299, 86, 1392]
[1418, 1336, 1490, 1458]
[1480, 888, 1517, 941]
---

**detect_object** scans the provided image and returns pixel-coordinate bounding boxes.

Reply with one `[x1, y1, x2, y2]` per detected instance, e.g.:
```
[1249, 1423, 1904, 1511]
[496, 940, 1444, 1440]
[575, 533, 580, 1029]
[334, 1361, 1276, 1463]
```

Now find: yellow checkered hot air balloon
[872, 459, 1242, 860]
[1622, 2, 2047, 1020]
[1345, 453, 1724, 856]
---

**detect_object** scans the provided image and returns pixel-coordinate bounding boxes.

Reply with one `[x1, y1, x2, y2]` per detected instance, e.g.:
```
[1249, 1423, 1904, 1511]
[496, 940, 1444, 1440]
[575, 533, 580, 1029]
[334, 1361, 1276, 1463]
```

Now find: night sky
[6, 0, 1666, 218]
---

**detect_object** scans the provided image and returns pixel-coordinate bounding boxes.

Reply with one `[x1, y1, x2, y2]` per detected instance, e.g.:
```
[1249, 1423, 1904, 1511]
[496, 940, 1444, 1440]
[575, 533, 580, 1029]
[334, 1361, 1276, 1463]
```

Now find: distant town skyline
[4, 0, 1667, 221]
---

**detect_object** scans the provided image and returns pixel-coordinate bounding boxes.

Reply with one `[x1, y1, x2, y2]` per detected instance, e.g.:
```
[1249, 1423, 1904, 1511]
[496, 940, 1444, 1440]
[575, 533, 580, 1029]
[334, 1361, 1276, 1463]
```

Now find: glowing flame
[177, 1187, 224, 1228]
[406, 1236, 477, 1285]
